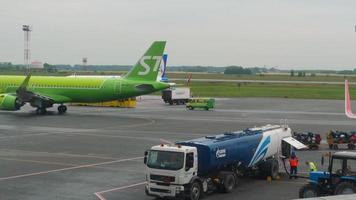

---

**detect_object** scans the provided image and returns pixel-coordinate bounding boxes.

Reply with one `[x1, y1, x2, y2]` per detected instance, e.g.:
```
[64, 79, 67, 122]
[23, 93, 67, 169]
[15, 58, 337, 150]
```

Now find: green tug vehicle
[186, 98, 215, 110]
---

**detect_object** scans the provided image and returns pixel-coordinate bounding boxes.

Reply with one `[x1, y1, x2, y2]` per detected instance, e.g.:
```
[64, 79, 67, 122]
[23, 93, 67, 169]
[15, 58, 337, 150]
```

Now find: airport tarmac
[0, 96, 355, 200]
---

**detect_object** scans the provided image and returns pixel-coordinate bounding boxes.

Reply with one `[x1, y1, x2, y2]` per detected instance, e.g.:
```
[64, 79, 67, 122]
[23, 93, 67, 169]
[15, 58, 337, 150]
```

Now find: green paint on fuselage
[0, 75, 168, 103]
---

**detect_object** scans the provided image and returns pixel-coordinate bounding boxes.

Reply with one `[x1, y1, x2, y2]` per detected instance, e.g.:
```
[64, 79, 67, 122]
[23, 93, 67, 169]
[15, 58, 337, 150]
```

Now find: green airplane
[0, 41, 169, 114]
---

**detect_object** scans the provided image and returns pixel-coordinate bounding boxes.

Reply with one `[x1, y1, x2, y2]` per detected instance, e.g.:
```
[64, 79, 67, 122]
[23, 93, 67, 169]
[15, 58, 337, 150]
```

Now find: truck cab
[144, 144, 198, 199]
[299, 151, 356, 198]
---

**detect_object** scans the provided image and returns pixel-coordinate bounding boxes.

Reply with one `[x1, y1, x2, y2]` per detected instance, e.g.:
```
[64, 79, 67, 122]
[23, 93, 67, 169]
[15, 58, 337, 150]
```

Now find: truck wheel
[299, 184, 319, 198]
[169, 101, 173, 105]
[189, 182, 202, 200]
[222, 174, 235, 193]
[335, 182, 356, 195]
[259, 159, 279, 179]
[348, 144, 355, 150]
[270, 159, 279, 180]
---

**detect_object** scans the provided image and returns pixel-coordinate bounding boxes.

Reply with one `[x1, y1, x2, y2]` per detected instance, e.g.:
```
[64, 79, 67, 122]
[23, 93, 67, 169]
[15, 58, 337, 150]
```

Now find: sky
[0, 0, 356, 70]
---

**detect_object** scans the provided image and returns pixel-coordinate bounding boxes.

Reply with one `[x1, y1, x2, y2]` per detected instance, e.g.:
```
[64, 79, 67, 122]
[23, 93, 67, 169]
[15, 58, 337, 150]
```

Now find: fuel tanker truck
[144, 124, 306, 200]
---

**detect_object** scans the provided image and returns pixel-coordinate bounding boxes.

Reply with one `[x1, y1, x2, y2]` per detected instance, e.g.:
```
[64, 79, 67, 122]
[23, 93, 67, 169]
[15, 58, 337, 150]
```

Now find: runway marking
[61, 132, 164, 141]
[0, 157, 77, 167]
[0, 156, 143, 181]
[94, 181, 146, 200]
[0, 157, 142, 173]
[0, 149, 121, 160]
[0, 132, 51, 139]
[121, 118, 156, 128]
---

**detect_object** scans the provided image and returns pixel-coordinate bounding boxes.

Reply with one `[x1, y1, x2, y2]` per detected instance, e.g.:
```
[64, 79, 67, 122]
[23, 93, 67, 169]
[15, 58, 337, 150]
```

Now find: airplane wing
[16, 75, 55, 107]
[345, 80, 356, 119]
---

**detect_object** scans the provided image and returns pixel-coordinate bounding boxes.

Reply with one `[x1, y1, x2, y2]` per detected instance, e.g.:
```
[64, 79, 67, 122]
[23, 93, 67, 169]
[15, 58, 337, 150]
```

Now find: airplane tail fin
[345, 80, 356, 119]
[125, 41, 166, 81]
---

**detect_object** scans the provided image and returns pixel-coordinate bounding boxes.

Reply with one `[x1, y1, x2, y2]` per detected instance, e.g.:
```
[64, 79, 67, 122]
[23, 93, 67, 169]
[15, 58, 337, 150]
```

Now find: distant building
[31, 61, 44, 69]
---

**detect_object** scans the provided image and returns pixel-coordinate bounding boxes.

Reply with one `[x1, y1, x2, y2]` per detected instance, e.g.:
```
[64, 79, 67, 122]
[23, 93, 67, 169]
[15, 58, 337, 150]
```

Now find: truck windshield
[147, 150, 184, 170]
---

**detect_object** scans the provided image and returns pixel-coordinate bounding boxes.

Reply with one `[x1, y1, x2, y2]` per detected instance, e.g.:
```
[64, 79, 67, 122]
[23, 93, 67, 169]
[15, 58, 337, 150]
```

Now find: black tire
[169, 101, 173, 105]
[222, 174, 235, 193]
[299, 184, 319, 198]
[259, 159, 279, 179]
[270, 159, 279, 180]
[188, 181, 202, 200]
[205, 107, 209, 111]
[334, 182, 356, 195]
[36, 107, 47, 115]
[58, 105, 67, 114]
[348, 144, 355, 150]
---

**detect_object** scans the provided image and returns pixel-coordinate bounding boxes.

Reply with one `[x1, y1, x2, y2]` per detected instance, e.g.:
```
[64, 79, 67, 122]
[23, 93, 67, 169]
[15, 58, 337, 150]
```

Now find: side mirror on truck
[144, 151, 148, 164]
[185, 153, 194, 171]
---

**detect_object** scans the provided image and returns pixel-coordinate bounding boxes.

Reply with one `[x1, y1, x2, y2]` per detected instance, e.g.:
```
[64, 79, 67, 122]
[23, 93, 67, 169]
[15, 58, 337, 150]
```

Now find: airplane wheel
[36, 107, 47, 115]
[58, 105, 67, 114]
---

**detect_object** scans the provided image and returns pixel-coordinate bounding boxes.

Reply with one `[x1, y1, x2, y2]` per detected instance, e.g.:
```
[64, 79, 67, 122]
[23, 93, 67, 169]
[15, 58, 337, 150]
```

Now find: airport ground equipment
[293, 132, 321, 150]
[162, 87, 190, 105]
[144, 124, 306, 200]
[70, 98, 136, 108]
[186, 98, 215, 110]
[299, 151, 356, 198]
[327, 130, 356, 150]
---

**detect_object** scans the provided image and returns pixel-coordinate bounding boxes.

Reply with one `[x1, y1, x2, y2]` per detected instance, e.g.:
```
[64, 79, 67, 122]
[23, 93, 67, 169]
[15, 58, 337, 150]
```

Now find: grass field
[1, 70, 354, 99]
[175, 81, 355, 100]
[167, 72, 356, 82]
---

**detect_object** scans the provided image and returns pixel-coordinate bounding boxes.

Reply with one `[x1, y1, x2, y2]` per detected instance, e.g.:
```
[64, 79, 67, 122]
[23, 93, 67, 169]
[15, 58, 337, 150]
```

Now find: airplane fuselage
[0, 75, 168, 103]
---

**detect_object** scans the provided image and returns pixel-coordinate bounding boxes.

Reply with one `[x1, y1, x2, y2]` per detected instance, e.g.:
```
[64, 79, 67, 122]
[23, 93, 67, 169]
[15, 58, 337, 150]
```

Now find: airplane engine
[0, 94, 22, 110]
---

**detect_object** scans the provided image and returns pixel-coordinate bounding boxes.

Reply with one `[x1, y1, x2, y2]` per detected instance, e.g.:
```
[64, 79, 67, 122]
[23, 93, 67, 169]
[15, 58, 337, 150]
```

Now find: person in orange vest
[289, 152, 299, 179]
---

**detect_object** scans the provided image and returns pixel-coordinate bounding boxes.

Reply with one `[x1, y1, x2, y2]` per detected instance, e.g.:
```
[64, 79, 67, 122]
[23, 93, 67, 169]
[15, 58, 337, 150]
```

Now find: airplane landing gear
[58, 105, 67, 114]
[36, 107, 47, 115]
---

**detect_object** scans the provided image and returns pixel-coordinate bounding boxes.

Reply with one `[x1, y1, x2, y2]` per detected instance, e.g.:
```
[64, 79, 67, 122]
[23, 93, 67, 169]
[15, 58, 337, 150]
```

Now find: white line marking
[94, 181, 146, 200]
[0, 156, 143, 181]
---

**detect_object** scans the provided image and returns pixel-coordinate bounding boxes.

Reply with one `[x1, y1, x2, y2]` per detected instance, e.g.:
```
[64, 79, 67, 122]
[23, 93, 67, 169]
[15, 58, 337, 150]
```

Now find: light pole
[22, 25, 32, 74]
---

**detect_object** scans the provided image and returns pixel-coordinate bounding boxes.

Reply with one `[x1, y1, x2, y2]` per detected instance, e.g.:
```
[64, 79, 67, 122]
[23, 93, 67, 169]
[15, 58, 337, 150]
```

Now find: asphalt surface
[0, 96, 355, 200]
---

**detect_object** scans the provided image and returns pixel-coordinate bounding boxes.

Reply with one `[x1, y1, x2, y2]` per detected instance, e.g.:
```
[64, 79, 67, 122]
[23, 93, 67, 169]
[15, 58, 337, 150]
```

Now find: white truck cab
[144, 144, 197, 199]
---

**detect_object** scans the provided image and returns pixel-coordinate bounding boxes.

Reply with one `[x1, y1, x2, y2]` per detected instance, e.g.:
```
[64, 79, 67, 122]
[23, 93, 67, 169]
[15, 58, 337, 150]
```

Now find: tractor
[299, 151, 356, 198]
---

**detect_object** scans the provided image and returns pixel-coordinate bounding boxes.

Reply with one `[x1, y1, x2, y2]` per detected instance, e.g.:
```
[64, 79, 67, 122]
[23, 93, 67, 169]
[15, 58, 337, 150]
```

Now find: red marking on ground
[94, 181, 146, 200]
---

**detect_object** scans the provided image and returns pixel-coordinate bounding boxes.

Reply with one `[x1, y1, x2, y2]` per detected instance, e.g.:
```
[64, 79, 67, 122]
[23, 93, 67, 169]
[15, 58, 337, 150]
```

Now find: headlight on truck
[175, 186, 184, 194]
